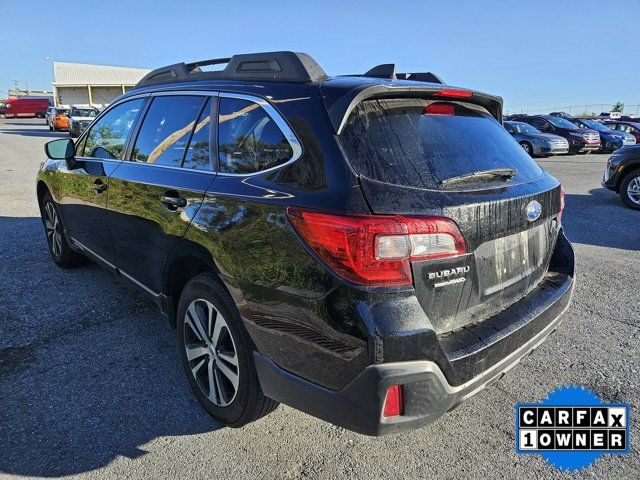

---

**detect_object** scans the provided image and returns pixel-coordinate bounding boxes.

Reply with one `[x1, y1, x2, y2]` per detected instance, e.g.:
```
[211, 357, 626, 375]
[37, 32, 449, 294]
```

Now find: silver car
[504, 121, 569, 156]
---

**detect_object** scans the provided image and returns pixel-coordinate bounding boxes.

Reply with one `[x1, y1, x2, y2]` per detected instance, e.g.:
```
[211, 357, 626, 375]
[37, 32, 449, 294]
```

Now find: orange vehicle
[48, 108, 70, 132]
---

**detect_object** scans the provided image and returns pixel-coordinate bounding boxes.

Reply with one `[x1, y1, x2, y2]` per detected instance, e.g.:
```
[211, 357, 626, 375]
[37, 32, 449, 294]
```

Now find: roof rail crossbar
[135, 51, 328, 87]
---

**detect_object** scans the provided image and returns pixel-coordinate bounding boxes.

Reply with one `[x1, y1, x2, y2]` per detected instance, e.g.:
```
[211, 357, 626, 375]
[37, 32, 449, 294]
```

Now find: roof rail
[135, 51, 328, 87]
[352, 63, 444, 84]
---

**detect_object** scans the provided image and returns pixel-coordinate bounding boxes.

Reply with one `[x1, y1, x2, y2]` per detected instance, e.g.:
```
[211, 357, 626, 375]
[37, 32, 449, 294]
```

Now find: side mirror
[45, 138, 77, 169]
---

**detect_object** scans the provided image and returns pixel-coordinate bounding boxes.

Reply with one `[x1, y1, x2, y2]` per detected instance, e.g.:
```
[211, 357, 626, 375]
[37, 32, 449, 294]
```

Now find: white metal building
[52, 62, 150, 108]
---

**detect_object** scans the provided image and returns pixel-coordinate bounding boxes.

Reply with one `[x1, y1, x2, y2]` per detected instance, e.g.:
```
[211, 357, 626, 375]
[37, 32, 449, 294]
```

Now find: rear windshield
[70, 108, 98, 117]
[339, 98, 543, 190]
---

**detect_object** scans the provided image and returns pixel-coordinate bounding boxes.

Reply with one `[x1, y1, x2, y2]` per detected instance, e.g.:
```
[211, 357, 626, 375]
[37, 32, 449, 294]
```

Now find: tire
[520, 141, 533, 156]
[41, 192, 85, 267]
[177, 273, 278, 427]
[619, 169, 640, 211]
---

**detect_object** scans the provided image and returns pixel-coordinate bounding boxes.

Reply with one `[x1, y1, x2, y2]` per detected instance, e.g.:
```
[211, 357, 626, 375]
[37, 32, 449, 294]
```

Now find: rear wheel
[619, 169, 640, 210]
[519, 141, 533, 156]
[177, 273, 278, 427]
[41, 192, 84, 267]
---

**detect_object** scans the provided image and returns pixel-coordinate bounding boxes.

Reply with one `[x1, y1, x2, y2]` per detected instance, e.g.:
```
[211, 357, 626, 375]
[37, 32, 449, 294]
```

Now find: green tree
[612, 101, 624, 113]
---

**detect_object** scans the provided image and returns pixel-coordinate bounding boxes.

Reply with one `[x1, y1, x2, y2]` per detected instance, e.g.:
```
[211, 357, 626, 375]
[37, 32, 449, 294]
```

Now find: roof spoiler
[344, 63, 444, 84]
[322, 84, 504, 134]
[136, 51, 328, 87]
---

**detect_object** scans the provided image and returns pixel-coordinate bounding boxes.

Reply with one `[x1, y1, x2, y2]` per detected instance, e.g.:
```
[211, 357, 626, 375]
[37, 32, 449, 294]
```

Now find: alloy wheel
[521, 142, 531, 154]
[627, 175, 640, 205]
[183, 299, 239, 407]
[44, 202, 62, 258]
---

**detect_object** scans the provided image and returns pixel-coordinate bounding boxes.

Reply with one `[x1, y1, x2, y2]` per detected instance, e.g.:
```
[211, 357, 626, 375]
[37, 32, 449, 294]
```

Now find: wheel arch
[162, 244, 226, 328]
[615, 160, 640, 191]
[36, 180, 51, 217]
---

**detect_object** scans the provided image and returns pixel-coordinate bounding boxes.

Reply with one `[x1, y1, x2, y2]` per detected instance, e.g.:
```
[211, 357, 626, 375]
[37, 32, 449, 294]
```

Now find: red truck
[0, 98, 51, 118]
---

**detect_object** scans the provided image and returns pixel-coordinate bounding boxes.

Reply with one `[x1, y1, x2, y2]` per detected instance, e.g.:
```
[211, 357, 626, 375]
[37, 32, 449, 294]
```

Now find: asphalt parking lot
[0, 118, 638, 480]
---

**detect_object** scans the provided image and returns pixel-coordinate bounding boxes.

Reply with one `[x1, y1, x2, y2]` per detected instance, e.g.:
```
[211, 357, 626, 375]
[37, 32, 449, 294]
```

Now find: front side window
[131, 96, 206, 166]
[82, 98, 144, 159]
[218, 97, 293, 174]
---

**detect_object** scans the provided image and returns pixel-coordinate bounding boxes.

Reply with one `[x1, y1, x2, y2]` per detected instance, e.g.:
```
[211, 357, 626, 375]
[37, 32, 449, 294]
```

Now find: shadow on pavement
[0, 216, 223, 477]
[563, 189, 639, 251]
[0, 128, 70, 138]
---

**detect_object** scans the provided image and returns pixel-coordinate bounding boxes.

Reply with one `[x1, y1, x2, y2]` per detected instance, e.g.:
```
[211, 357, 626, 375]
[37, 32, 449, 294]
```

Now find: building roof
[53, 62, 150, 86]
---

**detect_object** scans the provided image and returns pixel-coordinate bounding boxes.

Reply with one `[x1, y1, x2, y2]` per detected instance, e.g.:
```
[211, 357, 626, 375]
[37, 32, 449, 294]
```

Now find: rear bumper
[255, 266, 575, 436]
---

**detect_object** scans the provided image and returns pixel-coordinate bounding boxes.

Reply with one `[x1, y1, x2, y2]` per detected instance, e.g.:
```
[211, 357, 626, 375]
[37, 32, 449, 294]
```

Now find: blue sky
[2, 0, 639, 113]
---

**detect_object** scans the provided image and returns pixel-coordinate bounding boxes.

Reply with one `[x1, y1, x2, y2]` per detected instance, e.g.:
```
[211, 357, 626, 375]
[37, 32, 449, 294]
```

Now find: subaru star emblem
[526, 200, 542, 222]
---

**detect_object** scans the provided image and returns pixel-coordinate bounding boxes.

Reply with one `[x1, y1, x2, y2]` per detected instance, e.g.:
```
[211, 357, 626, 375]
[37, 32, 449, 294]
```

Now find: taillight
[424, 103, 455, 116]
[286, 208, 466, 287]
[559, 185, 566, 223]
[433, 88, 473, 99]
[383, 385, 403, 417]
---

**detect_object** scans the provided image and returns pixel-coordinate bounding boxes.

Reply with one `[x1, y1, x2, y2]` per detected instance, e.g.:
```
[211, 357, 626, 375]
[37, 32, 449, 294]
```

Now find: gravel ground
[0, 118, 638, 479]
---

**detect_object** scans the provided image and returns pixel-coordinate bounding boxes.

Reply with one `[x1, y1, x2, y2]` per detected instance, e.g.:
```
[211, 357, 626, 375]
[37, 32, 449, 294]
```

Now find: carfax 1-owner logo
[515, 385, 631, 471]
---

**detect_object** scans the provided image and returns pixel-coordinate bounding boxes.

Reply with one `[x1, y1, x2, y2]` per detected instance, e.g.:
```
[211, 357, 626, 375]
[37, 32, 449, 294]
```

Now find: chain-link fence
[506, 104, 640, 117]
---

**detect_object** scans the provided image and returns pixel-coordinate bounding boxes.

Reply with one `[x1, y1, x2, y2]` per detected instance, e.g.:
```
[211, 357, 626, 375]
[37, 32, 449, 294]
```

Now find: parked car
[599, 111, 623, 120]
[0, 97, 50, 118]
[504, 121, 569, 156]
[604, 120, 640, 145]
[44, 106, 55, 124]
[549, 111, 573, 119]
[47, 107, 70, 132]
[511, 114, 600, 153]
[570, 118, 636, 152]
[37, 51, 574, 435]
[602, 145, 640, 210]
[67, 106, 99, 137]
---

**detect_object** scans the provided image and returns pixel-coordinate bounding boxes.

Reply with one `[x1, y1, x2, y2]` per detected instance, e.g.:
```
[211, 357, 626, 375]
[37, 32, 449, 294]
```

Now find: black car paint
[603, 145, 640, 192]
[37, 75, 575, 433]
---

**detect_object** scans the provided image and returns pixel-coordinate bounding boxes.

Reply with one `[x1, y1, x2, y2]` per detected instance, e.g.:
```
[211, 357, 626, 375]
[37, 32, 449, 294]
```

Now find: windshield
[340, 98, 543, 190]
[579, 119, 609, 132]
[508, 121, 540, 134]
[70, 108, 98, 117]
[547, 116, 581, 129]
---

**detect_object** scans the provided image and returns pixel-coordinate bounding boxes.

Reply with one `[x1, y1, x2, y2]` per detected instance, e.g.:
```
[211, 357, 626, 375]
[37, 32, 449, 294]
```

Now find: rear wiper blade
[440, 168, 517, 186]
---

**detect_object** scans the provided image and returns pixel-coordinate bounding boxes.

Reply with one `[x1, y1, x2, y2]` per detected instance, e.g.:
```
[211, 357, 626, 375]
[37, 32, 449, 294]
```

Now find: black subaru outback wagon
[37, 51, 575, 435]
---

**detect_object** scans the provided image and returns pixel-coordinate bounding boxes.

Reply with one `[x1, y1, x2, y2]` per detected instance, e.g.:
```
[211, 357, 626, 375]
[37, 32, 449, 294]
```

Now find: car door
[56, 98, 146, 267]
[107, 93, 216, 297]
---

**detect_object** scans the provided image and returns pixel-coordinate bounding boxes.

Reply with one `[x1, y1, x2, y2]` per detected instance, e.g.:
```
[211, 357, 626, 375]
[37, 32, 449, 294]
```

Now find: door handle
[159, 194, 187, 210]
[92, 179, 108, 194]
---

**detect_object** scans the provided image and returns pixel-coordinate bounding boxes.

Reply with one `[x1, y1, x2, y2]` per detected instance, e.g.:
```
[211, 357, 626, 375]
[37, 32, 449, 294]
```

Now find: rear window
[339, 98, 543, 190]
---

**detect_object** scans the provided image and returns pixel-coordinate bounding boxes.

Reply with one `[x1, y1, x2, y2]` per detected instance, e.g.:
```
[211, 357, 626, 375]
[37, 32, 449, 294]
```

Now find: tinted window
[218, 97, 293, 174]
[132, 96, 206, 166]
[82, 99, 144, 159]
[182, 98, 212, 170]
[70, 107, 98, 117]
[340, 98, 543, 190]
[529, 118, 549, 130]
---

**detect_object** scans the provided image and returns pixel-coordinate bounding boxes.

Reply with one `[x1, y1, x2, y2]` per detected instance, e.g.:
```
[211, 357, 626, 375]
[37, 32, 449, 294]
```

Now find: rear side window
[340, 98, 543, 190]
[132, 96, 206, 166]
[218, 97, 293, 174]
[82, 98, 144, 159]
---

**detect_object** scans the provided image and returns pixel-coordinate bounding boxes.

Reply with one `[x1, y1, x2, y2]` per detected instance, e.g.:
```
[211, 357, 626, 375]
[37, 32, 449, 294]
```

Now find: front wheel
[177, 273, 278, 428]
[41, 192, 84, 267]
[619, 169, 640, 210]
